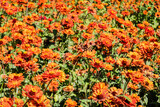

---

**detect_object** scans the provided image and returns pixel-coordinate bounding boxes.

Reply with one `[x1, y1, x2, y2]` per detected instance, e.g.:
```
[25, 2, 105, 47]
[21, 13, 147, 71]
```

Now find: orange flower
[56, 70, 66, 82]
[91, 88, 108, 104]
[120, 94, 137, 107]
[13, 56, 25, 67]
[0, 97, 13, 107]
[143, 21, 150, 26]
[76, 69, 88, 76]
[77, 24, 87, 31]
[49, 22, 61, 32]
[142, 65, 154, 72]
[22, 35, 42, 47]
[63, 85, 74, 92]
[39, 0, 48, 4]
[29, 47, 41, 55]
[119, 34, 130, 45]
[131, 94, 141, 103]
[45, 9, 51, 14]
[65, 53, 76, 61]
[137, 23, 145, 29]
[0, 39, 7, 46]
[107, 9, 117, 18]
[59, 6, 70, 15]
[116, 58, 131, 67]
[87, 6, 97, 15]
[152, 74, 159, 78]
[0, 27, 8, 33]
[141, 77, 154, 90]
[3, 35, 12, 42]
[27, 95, 51, 107]
[121, 11, 130, 16]
[90, 58, 103, 69]
[7, 73, 24, 88]
[109, 87, 123, 96]
[5, 6, 17, 15]
[55, 2, 66, 11]
[100, 38, 112, 47]
[127, 52, 141, 60]
[34, 74, 50, 84]
[92, 82, 107, 92]
[145, 26, 154, 36]
[103, 63, 113, 71]
[82, 50, 96, 58]
[23, 60, 39, 72]
[105, 56, 115, 64]
[14, 97, 24, 107]
[11, 33, 23, 40]
[65, 98, 77, 107]
[67, 13, 79, 22]
[149, 37, 157, 42]
[88, 22, 97, 29]
[131, 71, 144, 84]
[117, 46, 129, 54]
[155, 12, 160, 18]
[22, 85, 43, 99]
[131, 59, 145, 67]
[123, 20, 133, 27]
[23, 16, 34, 24]
[31, 13, 39, 21]
[98, 22, 108, 30]
[72, 37, 78, 44]
[42, 20, 50, 28]
[40, 49, 54, 60]
[62, 18, 74, 29]
[28, 2, 36, 9]
[155, 55, 160, 65]
[131, 37, 140, 44]
[62, 28, 75, 35]
[143, 10, 148, 15]
[128, 82, 139, 90]
[43, 69, 61, 80]
[48, 80, 59, 91]
[52, 52, 60, 61]
[46, 62, 59, 70]
[95, 3, 104, 9]
[82, 32, 94, 40]
[115, 17, 124, 24]
[94, 0, 101, 3]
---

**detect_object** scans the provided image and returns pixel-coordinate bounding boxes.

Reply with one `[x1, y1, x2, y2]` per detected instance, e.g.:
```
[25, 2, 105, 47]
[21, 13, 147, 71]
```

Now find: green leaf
[17, 49, 25, 53]
[54, 94, 66, 103]
[117, 95, 131, 102]
[54, 94, 59, 102]
[53, 30, 58, 35]
[144, 94, 148, 105]
[49, 45, 56, 49]
[9, 63, 16, 69]
[153, 20, 159, 28]
[157, 95, 160, 103]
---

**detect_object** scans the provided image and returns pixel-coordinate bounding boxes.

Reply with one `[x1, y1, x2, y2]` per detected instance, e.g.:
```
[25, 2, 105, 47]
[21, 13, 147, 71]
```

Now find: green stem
[44, 79, 52, 93]
[123, 79, 130, 94]
[0, 81, 3, 94]
[23, 98, 30, 107]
